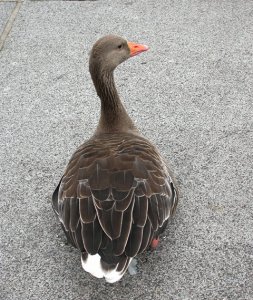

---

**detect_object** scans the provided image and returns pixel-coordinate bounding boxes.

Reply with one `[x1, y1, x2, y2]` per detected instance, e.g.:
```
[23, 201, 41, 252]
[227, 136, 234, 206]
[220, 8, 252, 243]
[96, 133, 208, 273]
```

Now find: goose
[52, 35, 178, 283]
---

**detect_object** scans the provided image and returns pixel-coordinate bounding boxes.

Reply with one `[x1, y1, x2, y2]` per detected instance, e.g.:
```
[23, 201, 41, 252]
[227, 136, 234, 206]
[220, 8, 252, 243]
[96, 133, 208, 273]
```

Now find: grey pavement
[0, 2, 15, 33]
[0, 2, 15, 34]
[0, 0, 253, 299]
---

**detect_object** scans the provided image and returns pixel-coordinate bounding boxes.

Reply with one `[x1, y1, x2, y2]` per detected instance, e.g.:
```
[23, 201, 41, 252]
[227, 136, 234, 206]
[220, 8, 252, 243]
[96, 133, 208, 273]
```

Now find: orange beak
[127, 42, 149, 57]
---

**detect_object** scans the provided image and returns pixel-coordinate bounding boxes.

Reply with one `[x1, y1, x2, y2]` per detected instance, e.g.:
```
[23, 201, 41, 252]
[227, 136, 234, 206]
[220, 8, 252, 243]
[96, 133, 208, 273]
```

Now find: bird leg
[150, 237, 159, 250]
[128, 258, 138, 275]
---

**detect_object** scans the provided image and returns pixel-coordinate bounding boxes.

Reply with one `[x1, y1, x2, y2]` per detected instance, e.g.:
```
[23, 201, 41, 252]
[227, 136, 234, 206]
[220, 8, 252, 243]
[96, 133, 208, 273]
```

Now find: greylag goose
[52, 35, 178, 283]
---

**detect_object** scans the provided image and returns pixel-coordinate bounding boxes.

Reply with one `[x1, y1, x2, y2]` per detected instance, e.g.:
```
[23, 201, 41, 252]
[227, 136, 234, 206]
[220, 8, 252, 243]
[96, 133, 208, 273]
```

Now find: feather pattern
[53, 133, 178, 279]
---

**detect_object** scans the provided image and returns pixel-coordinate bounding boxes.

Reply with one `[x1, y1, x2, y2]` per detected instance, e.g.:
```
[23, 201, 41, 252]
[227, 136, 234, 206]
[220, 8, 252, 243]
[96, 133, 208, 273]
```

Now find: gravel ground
[1, 0, 253, 299]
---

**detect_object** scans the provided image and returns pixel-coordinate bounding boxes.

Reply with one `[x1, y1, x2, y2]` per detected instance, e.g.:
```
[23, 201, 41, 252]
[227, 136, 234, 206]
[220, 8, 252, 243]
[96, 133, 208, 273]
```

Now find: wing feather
[148, 196, 159, 231]
[81, 216, 102, 254]
[133, 195, 148, 227]
[69, 198, 79, 231]
[125, 224, 143, 256]
[62, 198, 70, 231]
[113, 199, 134, 256]
[74, 221, 85, 251]
[138, 217, 152, 253]
[79, 197, 96, 223]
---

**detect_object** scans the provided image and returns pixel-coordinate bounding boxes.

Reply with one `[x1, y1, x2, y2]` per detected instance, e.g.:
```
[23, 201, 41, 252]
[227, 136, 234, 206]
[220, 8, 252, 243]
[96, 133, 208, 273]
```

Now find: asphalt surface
[1, 0, 253, 299]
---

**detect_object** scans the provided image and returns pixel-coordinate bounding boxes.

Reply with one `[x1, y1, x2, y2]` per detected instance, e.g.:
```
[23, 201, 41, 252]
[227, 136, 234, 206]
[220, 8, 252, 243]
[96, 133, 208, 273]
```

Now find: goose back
[53, 133, 178, 280]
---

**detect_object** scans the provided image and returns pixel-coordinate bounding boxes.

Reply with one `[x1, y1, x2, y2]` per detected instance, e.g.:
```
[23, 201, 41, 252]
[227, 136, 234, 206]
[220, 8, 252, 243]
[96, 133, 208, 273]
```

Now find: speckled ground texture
[0, 2, 15, 33]
[1, 0, 253, 299]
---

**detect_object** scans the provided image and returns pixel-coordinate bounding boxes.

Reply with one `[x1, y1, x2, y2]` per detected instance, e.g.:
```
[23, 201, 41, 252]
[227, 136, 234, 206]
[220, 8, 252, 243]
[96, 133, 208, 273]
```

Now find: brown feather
[81, 217, 102, 254]
[125, 224, 143, 257]
[77, 180, 91, 198]
[116, 256, 131, 273]
[79, 197, 96, 223]
[133, 195, 148, 227]
[148, 197, 159, 231]
[113, 199, 134, 255]
[114, 188, 135, 211]
[94, 198, 114, 211]
[74, 221, 85, 251]
[89, 163, 110, 190]
[95, 208, 113, 239]
[91, 188, 110, 201]
[138, 217, 152, 253]
[62, 199, 70, 231]
[110, 170, 134, 190]
[69, 198, 79, 231]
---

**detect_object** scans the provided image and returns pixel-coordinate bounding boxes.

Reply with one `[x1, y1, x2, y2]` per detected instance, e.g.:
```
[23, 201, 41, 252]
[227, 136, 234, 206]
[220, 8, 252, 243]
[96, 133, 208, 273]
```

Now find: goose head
[89, 35, 149, 73]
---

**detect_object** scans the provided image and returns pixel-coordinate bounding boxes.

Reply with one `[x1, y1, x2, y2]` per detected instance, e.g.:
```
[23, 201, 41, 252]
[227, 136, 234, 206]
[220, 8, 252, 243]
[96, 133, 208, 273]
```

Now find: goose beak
[127, 42, 149, 57]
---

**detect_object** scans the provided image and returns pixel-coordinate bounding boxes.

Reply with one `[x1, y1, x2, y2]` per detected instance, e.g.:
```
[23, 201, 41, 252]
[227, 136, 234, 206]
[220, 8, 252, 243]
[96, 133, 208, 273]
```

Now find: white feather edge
[81, 253, 132, 283]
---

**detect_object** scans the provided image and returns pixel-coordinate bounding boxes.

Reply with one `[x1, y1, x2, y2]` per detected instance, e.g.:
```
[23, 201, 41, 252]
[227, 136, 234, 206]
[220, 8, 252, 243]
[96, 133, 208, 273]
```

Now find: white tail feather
[81, 254, 132, 283]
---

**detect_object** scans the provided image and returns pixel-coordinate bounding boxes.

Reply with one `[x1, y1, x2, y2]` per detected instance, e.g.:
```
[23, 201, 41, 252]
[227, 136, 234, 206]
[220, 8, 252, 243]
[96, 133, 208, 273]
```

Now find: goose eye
[118, 44, 123, 49]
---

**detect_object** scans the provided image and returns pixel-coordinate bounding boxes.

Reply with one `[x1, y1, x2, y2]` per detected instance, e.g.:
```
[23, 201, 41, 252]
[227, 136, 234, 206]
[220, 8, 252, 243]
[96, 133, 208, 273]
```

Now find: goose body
[52, 35, 178, 283]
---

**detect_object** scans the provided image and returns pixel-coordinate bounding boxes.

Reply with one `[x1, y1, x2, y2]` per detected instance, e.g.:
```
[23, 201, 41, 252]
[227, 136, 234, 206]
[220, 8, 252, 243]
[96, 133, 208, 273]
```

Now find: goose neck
[91, 68, 137, 134]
